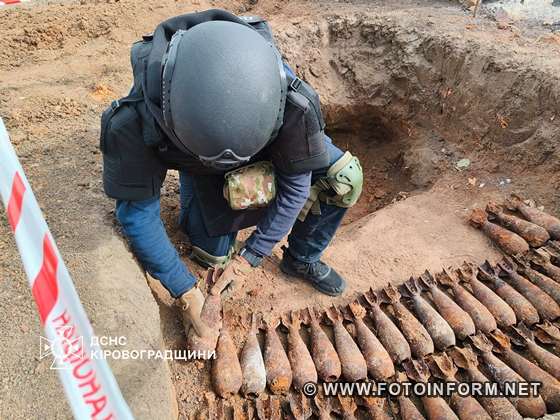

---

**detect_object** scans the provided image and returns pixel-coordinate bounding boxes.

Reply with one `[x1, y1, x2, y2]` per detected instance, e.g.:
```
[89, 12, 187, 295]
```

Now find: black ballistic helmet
[161, 20, 287, 170]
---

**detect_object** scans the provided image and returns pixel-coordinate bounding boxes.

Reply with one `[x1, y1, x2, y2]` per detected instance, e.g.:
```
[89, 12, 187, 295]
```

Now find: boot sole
[279, 262, 344, 297]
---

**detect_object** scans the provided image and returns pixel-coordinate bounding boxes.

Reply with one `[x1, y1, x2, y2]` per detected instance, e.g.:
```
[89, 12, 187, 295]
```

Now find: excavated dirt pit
[327, 117, 418, 225]
[1, 0, 560, 418]
[151, 8, 560, 418]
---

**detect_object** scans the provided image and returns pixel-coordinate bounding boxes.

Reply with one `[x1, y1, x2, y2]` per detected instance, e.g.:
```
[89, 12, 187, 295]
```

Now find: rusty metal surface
[325, 306, 367, 382]
[187, 269, 224, 359]
[358, 390, 392, 420]
[282, 311, 318, 391]
[381, 284, 434, 358]
[517, 258, 560, 306]
[459, 263, 517, 328]
[486, 202, 550, 247]
[499, 258, 560, 320]
[395, 395, 425, 420]
[287, 393, 313, 420]
[394, 372, 426, 420]
[335, 395, 358, 420]
[401, 278, 456, 351]
[448, 346, 523, 420]
[507, 194, 560, 240]
[363, 289, 411, 363]
[470, 334, 546, 418]
[489, 329, 560, 413]
[212, 328, 243, 397]
[531, 248, 560, 282]
[306, 307, 341, 383]
[514, 322, 560, 382]
[427, 353, 491, 420]
[535, 321, 560, 345]
[256, 395, 282, 420]
[313, 393, 334, 420]
[478, 261, 539, 325]
[420, 272, 476, 340]
[349, 301, 395, 380]
[263, 318, 293, 395]
[437, 269, 497, 334]
[231, 399, 251, 420]
[186, 292, 222, 358]
[469, 208, 530, 255]
[402, 359, 459, 420]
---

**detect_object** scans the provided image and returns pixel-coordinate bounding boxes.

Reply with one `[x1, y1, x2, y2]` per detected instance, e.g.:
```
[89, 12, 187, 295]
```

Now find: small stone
[455, 158, 471, 171]
[374, 189, 386, 199]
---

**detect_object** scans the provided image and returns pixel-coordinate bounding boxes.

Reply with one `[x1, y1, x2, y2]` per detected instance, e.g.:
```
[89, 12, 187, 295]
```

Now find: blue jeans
[179, 140, 347, 263]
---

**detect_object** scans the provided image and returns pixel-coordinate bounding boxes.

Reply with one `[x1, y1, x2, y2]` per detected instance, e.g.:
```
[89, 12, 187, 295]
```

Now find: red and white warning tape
[0, 118, 134, 419]
[0, 0, 29, 6]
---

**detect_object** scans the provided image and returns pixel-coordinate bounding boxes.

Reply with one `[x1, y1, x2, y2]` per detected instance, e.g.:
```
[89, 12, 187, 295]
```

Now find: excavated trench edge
[166, 11, 560, 418]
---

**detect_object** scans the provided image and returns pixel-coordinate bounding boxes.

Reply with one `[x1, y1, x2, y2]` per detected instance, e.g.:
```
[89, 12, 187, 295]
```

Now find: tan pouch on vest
[223, 161, 276, 211]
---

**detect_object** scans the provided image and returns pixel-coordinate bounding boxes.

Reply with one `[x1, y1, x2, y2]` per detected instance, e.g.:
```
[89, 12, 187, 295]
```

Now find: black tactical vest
[101, 9, 329, 236]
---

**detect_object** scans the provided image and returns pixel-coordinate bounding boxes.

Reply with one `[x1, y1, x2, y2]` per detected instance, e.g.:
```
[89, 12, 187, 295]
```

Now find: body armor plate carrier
[100, 9, 330, 236]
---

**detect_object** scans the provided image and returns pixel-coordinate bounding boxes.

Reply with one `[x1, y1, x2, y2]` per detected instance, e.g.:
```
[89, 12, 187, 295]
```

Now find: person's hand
[178, 286, 211, 338]
[211, 255, 252, 295]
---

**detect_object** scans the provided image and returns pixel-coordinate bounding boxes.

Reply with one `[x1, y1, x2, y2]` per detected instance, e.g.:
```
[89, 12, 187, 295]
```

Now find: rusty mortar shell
[305, 307, 341, 383]
[437, 268, 497, 334]
[281, 310, 318, 391]
[486, 201, 550, 247]
[381, 283, 434, 358]
[420, 271, 475, 340]
[469, 208, 530, 256]
[212, 327, 243, 397]
[478, 261, 539, 325]
[498, 257, 560, 321]
[506, 194, 560, 240]
[262, 317, 292, 395]
[459, 262, 516, 328]
[363, 288, 412, 363]
[325, 305, 368, 382]
[469, 333, 546, 418]
[489, 328, 560, 413]
[401, 277, 456, 350]
[349, 301, 395, 380]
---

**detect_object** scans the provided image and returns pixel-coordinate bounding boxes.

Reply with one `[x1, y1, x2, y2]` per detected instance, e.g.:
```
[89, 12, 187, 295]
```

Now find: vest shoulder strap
[286, 74, 326, 131]
[241, 15, 275, 45]
[130, 38, 153, 95]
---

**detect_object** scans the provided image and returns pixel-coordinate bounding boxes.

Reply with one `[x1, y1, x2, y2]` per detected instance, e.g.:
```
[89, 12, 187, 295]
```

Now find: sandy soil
[1, 0, 560, 418]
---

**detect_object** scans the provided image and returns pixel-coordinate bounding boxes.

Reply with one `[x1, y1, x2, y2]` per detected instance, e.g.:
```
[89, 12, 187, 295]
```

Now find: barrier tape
[0, 0, 29, 5]
[0, 118, 134, 420]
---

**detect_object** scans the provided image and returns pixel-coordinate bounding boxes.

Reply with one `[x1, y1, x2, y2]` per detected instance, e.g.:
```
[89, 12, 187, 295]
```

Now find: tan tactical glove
[211, 255, 251, 295]
[177, 286, 211, 338]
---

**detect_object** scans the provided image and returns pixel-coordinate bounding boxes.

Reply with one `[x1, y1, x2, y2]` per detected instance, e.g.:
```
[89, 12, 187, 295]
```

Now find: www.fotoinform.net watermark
[39, 333, 215, 370]
[301, 380, 542, 398]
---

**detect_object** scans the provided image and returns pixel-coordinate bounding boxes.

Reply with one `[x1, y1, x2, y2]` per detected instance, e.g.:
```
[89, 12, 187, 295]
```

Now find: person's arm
[242, 63, 312, 259]
[115, 196, 196, 298]
[244, 170, 311, 258]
